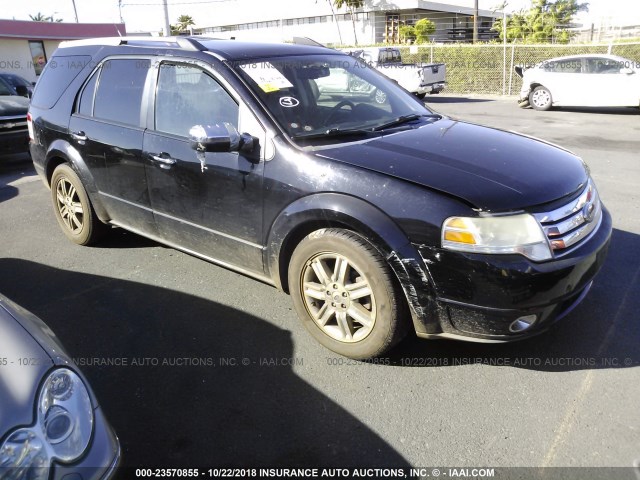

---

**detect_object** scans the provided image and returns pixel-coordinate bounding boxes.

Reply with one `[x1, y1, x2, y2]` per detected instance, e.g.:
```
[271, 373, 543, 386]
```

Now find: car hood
[0, 95, 29, 117]
[314, 119, 588, 211]
[0, 297, 55, 437]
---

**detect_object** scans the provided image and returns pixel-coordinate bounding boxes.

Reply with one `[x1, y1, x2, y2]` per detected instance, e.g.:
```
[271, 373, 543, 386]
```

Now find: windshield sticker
[279, 97, 299, 108]
[240, 62, 293, 93]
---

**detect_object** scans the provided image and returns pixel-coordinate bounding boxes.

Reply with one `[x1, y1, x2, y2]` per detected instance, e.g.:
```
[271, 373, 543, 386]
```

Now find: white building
[193, 0, 499, 45]
[0, 20, 126, 83]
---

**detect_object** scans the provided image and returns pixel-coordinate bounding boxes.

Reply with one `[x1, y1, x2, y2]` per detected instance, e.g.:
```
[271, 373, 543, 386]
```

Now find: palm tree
[333, 0, 364, 46]
[175, 14, 195, 33]
[29, 12, 63, 22]
[29, 12, 50, 21]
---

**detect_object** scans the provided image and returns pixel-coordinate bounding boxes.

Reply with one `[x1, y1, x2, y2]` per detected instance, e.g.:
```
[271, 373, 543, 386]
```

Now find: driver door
[143, 61, 266, 275]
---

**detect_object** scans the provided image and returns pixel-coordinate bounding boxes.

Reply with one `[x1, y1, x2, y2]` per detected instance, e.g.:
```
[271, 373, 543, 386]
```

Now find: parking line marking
[541, 260, 640, 467]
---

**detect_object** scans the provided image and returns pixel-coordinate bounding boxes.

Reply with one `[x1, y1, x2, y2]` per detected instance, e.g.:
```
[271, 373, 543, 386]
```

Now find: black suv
[28, 37, 611, 359]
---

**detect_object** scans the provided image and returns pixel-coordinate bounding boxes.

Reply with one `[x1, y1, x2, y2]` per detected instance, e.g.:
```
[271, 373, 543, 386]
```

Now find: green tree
[334, 0, 364, 46]
[171, 14, 195, 34]
[414, 18, 436, 43]
[492, 0, 588, 44]
[399, 25, 416, 43]
[29, 12, 63, 22]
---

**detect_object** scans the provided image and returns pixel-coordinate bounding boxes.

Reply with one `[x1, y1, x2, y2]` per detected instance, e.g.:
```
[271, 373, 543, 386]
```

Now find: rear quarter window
[30, 55, 92, 109]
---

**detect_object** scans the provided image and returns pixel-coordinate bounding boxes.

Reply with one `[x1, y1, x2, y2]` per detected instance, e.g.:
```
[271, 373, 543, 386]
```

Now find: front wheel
[51, 164, 108, 245]
[288, 228, 408, 359]
[529, 85, 552, 111]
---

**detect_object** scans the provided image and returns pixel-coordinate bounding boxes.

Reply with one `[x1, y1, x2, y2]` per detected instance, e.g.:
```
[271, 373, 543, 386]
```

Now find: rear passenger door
[143, 60, 266, 274]
[69, 58, 156, 234]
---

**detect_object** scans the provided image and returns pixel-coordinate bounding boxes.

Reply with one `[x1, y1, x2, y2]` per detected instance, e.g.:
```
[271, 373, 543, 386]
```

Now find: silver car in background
[517, 54, 640, 111]
[0, 293, 119, 479]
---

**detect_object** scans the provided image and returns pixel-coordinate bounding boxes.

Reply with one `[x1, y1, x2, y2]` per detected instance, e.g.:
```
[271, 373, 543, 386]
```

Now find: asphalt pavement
[1, 96, 638, 477]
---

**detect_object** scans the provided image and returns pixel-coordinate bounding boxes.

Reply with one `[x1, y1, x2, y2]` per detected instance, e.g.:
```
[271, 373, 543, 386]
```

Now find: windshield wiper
[371, 113, 440, 131]
[292, 127, 377, 141]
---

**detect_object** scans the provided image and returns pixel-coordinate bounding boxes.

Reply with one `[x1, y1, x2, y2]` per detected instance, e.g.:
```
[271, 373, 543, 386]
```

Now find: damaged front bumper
[399, 207, 611, 342]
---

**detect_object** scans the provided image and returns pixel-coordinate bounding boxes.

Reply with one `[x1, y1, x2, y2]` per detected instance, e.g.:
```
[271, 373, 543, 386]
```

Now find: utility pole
[162, 0, 171, 37]
[503, 3, 507, 94]
[118, 0, 124, 24]
[473, 0, 479, 43]
[71, 0, 79, 22]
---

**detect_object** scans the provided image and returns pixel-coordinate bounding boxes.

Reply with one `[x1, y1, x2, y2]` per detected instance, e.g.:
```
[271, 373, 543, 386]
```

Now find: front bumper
[413, 206, 612, 341]
[0, 129, 29, 156]
[518, 86, 531, 104]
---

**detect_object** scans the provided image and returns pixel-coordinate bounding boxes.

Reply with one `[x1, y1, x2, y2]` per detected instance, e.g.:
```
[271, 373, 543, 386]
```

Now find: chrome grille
[0, 115, 28, 134]
[533, 180, 602, 253]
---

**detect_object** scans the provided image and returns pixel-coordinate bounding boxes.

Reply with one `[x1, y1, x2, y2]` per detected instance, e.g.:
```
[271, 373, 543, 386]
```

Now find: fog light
[509, 314, 537, 333]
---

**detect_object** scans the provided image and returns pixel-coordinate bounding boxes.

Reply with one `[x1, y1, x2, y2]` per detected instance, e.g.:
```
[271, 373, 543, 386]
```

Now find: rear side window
[31, 55, 91, 109]
[94, 59, 150, 127]
[78, 70, 98, 117]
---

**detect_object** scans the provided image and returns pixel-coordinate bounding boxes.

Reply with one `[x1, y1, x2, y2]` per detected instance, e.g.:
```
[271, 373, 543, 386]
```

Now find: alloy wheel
[531, 89, 551, 109]
[301, 252, 376, 343]
[55, 178, 84, 234]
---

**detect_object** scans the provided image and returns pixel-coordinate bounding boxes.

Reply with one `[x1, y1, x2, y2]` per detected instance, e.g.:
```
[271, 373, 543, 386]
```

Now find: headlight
[0, 368, 93, 478]
[442, 213, 552, 261]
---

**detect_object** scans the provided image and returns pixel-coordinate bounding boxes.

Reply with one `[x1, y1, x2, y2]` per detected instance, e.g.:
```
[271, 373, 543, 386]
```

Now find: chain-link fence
[396, 42, 640, 95]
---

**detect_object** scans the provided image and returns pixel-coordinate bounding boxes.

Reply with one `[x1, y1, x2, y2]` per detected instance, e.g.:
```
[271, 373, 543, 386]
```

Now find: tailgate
[420, 63, 446, 85]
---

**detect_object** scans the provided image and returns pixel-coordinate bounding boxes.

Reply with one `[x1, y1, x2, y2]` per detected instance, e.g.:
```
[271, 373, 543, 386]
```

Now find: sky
[3, 0, 640, 34]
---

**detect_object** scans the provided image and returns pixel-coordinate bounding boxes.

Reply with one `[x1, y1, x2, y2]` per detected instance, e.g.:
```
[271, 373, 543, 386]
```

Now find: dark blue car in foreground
[0, 294, 120, 479]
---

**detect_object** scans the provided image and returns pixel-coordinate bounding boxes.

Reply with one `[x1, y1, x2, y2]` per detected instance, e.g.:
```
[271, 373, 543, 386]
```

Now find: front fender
[45, 139, 110, 222]
[265, 193, 439, 334]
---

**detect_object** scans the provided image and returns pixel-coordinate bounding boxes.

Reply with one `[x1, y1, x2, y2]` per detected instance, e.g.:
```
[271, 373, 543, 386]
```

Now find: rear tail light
[27, 112, 34, 141]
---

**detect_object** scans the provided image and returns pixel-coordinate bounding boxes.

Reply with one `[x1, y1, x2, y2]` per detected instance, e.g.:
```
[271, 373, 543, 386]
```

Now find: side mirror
[188, 123, 255, 154]
[620, 67, 635, 75]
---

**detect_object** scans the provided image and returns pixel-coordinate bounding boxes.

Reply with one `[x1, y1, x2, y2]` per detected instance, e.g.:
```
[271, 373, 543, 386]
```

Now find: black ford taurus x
[28, 37, 611, 359]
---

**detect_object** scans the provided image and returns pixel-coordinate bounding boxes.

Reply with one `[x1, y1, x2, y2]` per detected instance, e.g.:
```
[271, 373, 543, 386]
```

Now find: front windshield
[233, 54, 434, 143]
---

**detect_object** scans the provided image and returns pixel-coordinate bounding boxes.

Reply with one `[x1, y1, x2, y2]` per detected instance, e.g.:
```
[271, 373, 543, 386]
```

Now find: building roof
[0, 19, 126, 40]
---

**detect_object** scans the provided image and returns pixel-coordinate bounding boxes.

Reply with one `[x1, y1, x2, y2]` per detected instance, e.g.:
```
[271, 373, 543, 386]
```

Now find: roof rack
[58, 36, 211, 51]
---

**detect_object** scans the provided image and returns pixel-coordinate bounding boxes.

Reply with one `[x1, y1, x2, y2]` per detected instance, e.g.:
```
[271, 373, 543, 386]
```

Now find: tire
[288, 228, 409, 359]
[373, 88, 387, 104]
[529, 85, 552, 111]
[415, 92, 426, 100]
[51, 164, 108, 246]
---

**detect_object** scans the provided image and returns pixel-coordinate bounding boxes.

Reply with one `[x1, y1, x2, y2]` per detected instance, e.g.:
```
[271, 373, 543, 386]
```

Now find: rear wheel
[51, 164, 108, 245]
[529, 85, 552, 111]
[288, 228, 408, 359]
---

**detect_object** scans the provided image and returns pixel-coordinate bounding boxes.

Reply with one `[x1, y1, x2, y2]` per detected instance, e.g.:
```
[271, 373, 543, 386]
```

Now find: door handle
[70, 131, 87, 143]
[149, 153, 177, 169]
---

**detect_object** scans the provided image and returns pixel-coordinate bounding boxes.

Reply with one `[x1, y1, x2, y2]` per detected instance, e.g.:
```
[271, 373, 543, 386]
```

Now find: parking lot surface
[1, 96, 638, 474]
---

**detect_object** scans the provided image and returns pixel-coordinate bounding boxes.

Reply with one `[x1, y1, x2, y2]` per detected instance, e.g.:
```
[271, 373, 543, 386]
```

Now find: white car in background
[516, 54, 640, 111]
